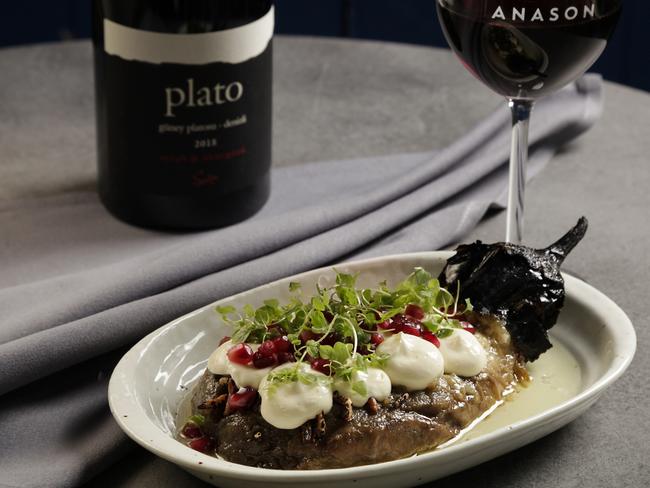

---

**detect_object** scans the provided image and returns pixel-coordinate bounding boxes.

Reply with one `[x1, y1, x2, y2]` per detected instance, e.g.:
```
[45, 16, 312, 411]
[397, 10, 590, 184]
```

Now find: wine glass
[436, 0, 622, 243]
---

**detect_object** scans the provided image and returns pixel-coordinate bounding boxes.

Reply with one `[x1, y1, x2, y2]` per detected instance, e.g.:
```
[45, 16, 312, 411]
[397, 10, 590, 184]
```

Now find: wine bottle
[92, 0, 274, 229]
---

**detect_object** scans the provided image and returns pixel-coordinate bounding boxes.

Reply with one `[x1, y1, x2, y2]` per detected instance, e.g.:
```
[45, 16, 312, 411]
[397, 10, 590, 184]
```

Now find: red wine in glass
[436, 0, 621, 241]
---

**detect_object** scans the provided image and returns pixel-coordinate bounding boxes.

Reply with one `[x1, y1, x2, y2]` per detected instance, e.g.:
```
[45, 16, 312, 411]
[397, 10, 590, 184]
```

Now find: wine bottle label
[96, 7, 274, 196]
[103, 7, 274, 65]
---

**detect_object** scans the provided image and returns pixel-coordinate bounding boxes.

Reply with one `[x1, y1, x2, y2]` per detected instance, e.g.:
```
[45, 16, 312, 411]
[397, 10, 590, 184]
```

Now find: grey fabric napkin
[0, 75, 602, 488]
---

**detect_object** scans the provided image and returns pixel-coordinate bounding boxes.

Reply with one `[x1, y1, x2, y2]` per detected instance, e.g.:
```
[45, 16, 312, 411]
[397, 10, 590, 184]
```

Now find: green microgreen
[264, 364, 332, 396]
[215, 267, 470, 392]
[188, 414, 206, 426]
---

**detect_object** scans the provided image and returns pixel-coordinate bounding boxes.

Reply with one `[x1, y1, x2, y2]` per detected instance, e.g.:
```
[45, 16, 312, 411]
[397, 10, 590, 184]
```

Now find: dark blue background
[1, 0, 647, 92]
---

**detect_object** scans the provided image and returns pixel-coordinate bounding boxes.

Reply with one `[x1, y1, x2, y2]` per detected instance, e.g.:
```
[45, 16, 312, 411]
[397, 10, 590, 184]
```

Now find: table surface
[1, 36, 649, 488]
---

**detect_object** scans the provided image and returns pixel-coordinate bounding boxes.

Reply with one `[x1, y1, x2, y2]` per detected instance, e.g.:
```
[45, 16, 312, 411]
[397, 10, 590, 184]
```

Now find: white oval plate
[108, 252, 636, 488]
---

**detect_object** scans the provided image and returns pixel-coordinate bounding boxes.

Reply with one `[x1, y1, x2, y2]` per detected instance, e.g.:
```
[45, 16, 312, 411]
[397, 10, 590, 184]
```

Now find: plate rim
[108, 251, 637, 482]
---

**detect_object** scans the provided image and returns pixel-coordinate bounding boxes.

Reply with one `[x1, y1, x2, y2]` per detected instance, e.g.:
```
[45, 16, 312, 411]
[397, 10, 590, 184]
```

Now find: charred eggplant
[439, 218, 588, 361]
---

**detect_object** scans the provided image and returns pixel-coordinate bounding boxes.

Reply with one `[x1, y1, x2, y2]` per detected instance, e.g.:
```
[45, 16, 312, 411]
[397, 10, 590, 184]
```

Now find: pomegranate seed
[299, 330, 320, 344]
[258, 340, 277, 357]
[391, 314, 422, 336]
[370, 333, 385, 346]
[277, 352, 295, 364]
[272, 336, 292, 354]
[310, 358, 331, 375]
[181, 424, 203, 439]
[218, 336, 231, 346]
[189, 436, 213, 453]
[461, 322, 477, 334]
[227, 343, 254, 365]
[252, 351, 277, 368]
[391, 314, 406, 326]
[422, 332, 441, 348]
[405, 304, 425, 320]
[399, 323, 422, 336]
[227, 387, 257, 411]
[323, 311, 334, 322]
[377, 320, 394, 330]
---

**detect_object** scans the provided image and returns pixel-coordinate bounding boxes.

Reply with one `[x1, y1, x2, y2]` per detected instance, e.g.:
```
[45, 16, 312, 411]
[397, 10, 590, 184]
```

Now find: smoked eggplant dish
[178, 219, 588, 469]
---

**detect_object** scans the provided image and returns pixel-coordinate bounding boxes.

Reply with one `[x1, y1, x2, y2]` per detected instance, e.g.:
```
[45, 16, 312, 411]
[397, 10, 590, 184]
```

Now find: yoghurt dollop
[259, 362, 333, 429]
[376, 332, 444, 391]
[438, 329, 488, 377]
[207, 340, 272, 390]
[334, 367, 392, 407]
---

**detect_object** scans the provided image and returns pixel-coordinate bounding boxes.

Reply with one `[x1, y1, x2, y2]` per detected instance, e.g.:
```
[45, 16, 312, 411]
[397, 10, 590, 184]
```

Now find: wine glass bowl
[435, 0, 622, 241]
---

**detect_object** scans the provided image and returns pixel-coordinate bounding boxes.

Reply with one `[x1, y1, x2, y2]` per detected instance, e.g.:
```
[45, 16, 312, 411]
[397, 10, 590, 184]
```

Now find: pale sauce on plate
[453, 337, 582, 444]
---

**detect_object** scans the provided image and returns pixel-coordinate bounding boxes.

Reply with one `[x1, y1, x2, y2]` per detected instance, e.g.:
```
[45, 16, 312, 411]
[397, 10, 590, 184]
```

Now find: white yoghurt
[376, 332, 444, 391]
[207, 340, 272, 390]
[259, 362, 333, 429]
[438, 329, 487, 377]
[334, 367, 392, 407]
[207, 340, 232, 375]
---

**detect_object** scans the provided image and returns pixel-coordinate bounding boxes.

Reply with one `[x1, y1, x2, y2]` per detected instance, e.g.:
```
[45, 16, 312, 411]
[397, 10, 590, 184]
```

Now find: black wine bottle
[92, 0, 274, 230]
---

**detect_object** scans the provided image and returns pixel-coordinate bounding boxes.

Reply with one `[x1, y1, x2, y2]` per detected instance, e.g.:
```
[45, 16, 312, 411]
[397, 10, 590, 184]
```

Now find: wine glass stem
[506, 98, 534, 244]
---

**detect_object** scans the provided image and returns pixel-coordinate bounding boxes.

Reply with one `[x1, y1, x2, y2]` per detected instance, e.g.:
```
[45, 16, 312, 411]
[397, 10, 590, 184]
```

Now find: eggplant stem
[545, 217, 589, 262]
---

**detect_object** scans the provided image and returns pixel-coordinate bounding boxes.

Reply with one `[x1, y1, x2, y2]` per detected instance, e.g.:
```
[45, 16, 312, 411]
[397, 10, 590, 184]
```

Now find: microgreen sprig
[215, 267, 472, 392]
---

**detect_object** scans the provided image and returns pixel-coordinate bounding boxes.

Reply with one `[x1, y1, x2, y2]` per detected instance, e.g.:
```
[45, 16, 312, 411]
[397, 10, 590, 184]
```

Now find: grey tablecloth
[0, 37, 649, 488]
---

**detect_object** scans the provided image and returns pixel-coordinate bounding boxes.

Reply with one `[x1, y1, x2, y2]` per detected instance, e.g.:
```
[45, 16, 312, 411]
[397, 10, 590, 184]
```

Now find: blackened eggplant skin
[439, 218, 588, 361]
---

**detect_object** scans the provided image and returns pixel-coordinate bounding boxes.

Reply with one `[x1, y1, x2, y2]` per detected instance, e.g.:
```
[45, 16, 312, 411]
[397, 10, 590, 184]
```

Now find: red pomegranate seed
[189, 436, 213, 453]
[370, 333, 385, 346]
[405, 304, 425, 320]
[218, 336, 231, 346]
[392, 314, 422, 336]
[391, 314, 406, 326]
[227, 343, 254, 365]
[399, 323, 422, 336]
[377, 320, 394, 330]
[299, 330, 320, 344]
[258, 340, 277, 357]
[272, 336, 292, 354]
[227, 387, 257, 411]
[461, 322, 477, 334]
[311, 358, 331, 375]
[181, 424, 203, 439]
[252, 351, 277, 369]
[422, 332, 441, 348]
[277, 352, 295, 364]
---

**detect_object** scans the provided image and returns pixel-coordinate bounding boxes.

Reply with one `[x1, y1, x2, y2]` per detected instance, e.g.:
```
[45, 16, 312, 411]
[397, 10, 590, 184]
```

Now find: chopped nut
[301, 424, 313, 443]
[391, 392, 410, 409]
[314, 412, 326, 439]
[197, 394, 227, 410]
[340, 397, 353, 421]
[366, 397, 379, 415]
